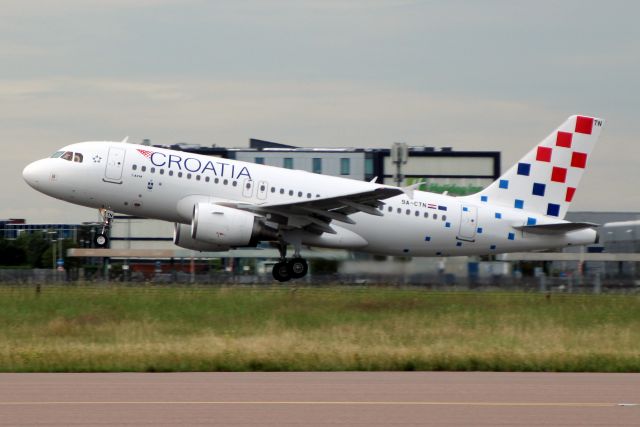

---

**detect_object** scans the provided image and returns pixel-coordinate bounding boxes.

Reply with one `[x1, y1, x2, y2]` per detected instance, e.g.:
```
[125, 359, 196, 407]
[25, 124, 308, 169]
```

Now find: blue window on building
[255, 157, 264, 165]
[283, 158, 293, 169]
[340, 158, 350, 175]
[312, 158, 322, 174]
[365, 158, 374, 177]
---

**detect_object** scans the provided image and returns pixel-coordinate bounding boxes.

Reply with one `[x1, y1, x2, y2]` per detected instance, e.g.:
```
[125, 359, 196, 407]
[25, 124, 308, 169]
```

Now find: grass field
[0, 285, 638, 372]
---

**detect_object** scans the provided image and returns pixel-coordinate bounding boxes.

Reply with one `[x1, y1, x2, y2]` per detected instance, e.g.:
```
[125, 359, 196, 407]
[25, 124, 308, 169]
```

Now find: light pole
[47, 231, 57, 271]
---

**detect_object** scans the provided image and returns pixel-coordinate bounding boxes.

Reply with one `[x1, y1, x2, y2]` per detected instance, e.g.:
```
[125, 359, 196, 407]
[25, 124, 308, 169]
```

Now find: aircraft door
[104, 147, 126, 183]
[257, 181, 268, 200]
[242, 179, 254, 198]
[457, 205, 478, 242]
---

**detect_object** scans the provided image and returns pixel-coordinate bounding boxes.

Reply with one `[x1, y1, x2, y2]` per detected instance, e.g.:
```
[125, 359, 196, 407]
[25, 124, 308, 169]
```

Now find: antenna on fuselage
[121, 136, 129, 144]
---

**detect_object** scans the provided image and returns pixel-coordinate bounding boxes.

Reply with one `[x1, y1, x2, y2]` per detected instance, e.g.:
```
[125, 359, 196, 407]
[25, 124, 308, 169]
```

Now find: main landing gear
[94, 208, 114, 248]
[271, 243, 309, 282]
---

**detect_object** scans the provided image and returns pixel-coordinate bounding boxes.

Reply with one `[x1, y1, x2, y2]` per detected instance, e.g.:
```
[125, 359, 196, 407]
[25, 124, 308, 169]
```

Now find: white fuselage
[23, 141, 596, 256]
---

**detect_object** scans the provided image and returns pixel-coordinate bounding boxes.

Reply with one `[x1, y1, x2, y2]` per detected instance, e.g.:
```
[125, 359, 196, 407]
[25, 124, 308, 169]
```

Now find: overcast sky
[1, 0, 638, 223]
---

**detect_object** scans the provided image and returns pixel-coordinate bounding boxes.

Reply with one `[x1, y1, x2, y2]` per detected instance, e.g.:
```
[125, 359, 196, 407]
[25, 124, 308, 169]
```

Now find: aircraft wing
[219, 187, 403, 234]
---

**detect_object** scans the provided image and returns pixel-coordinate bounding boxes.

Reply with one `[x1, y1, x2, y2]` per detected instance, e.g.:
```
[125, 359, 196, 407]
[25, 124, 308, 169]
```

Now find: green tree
[0, 239, 27, 266]
[16, 232, 51, 268]
[40, 239, 80, 270]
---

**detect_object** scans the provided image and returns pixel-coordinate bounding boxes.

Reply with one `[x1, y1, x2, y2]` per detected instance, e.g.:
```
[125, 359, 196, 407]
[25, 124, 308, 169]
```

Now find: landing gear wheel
[272, 262, 291, 282]
[94, 233, 109, 248]
[288, 258, 308, 279]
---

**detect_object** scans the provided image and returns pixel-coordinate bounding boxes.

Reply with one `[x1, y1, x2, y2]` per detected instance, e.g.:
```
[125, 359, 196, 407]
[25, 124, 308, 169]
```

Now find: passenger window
[415, 211, 420, 217]
[132, 164, 137, 170]
[160, 169, 165, 175]
[442, 215, 447, 221]
[196, 175, 201, 181]
[73, 153, 83, 163]
[214, 177, 219, 184]
[270, 187, 275, 193]
[150, 167, 155, 173]
[397, 208, 401, 214]
[280, 188, 285, 194]
[298, 191, 303, 197]
[232, 181, 237, 187]
[223, 179, 228, 185]
[307, 193, 311, 198]
[433, 214, 438, 220]
[388, 206, 392, 212]
[424, 212, 428, 218]
[205, 176, 210, 182]
[289, 190, 293, 196]
[187, 173, 192, 179]
[169, 170, 174, 176]
[406, 209, 411, 215]
[177, 171, 182, 177]
[61, 151, 73, 161]
[141, 166, 147, 172]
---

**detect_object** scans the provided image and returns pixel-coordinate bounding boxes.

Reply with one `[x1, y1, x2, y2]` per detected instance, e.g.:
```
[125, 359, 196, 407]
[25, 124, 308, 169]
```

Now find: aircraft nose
[22, 160, 47, 189]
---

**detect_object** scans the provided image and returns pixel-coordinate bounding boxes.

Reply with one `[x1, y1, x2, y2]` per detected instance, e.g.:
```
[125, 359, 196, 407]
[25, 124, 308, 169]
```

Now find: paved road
[0, 372, 638, 426]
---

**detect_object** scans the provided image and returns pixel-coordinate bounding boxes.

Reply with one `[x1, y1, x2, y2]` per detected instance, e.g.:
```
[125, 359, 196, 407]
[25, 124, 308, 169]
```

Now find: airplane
[23, 115, 603, 282]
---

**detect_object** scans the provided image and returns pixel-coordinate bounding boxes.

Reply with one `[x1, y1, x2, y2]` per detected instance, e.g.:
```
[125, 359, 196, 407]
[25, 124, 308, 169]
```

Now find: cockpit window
[61, 151, 73, 161]
[73, 153, 83, 163]
[50, 151, 64, 158]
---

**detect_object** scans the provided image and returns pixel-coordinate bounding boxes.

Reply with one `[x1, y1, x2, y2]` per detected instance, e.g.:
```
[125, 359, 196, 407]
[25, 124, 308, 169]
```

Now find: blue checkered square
[547, 203, 560, 217]
[527, 217, 537, 225]
[456, 242, 462, 247]
[490, 245, 496, 250]
[532, 182, 546, 197]
[424, 236, 431, 242]
[508, 232, 515, 240]
[445, 222, 451, 228]
[517, 163, 531, 176]
[514, 199, 524, 209]
[481, 195, 488, 202]
[499, 179, 509, 189]
[477, 227, 483, 234]
[495, 212, 502, 219]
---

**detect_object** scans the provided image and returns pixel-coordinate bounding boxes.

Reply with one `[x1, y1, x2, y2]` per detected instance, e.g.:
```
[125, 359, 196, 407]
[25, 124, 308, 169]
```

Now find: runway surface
[0, 372, 638, 426]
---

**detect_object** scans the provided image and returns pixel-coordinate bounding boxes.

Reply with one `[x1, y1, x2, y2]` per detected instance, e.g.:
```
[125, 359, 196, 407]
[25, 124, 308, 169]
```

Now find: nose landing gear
[271, 243, 309, 282]
[94, 208, 114, 248]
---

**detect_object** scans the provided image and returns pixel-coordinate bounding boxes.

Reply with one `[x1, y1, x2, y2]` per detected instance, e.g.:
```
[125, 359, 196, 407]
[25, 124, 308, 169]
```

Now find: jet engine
[191, 203, 278, 247]
[173, 223, 230, 252]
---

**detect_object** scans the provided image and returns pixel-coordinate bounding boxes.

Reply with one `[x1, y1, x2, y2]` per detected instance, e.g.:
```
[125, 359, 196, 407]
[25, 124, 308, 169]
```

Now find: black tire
[288, 258, 308, 279]
[272, 262, 291, 282]
[94, 233, 109, 248]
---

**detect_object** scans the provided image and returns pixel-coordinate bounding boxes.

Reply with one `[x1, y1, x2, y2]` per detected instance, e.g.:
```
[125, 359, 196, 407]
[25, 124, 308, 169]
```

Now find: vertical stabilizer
[470, 115, 604, 219]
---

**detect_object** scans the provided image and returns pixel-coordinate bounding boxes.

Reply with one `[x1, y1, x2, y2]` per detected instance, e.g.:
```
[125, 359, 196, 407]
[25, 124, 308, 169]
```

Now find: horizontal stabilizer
[514, 222, 599, 235]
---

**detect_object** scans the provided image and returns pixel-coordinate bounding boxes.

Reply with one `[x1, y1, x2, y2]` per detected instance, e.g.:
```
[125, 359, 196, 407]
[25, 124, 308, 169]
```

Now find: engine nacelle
[191, 203, 277, 247]
[173, 223, 230, 252]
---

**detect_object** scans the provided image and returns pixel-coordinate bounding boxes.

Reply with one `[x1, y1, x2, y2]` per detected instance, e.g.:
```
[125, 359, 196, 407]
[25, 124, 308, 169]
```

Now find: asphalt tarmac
[0, 372, 638, 426]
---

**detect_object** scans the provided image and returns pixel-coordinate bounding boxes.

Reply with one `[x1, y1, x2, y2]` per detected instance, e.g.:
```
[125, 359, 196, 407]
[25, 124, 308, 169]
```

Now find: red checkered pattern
[571, 152, 587, 169]
[551, 166, 567, 183]
[536, 146, 552, 162]
[575, 116, 593, 134]
[556, 131, 572, 148]
[137, 149, 153, 158]
[565, 187, 576, 202]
